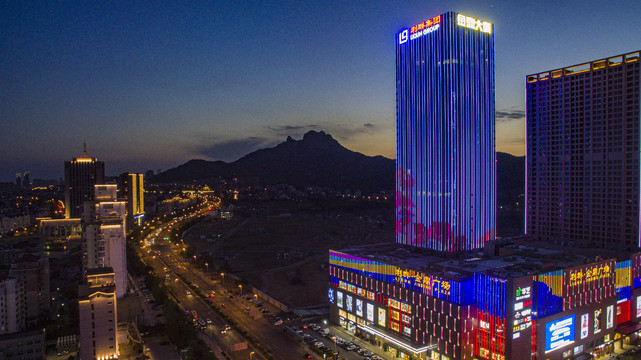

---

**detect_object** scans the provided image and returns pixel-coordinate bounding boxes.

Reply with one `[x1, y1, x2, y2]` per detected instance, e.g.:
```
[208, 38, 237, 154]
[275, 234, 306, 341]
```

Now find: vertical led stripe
[395, 12, 495, 252]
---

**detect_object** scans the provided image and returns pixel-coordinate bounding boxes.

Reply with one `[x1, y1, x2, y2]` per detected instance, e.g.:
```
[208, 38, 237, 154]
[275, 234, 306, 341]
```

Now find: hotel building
[526, 51, 641, 248]
[65, 144, 105, 219]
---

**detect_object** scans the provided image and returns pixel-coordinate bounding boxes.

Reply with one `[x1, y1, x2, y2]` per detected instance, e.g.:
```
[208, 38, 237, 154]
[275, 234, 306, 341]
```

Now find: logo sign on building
[545, 315, 575, 353]
[398, 14, 441, 45]
[515, 286, 531, 301]
[356, 299, 363, 317]
[607, 305, 614, 329]
[328, 288, 334, 304]
[367, 303, 374, 322]
[580, 313, 589, 339]
[456, 13, 492, 34]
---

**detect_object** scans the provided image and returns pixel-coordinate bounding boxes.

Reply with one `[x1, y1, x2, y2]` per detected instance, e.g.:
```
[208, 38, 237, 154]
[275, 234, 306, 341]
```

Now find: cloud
[363, 123, 375, 128]
[265, 124, 320, 136]
[496, 108, 525, 122]
[194, 136, 278, 162]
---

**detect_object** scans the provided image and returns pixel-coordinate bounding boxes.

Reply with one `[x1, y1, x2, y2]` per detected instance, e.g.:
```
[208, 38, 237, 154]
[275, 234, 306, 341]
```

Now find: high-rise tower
[526, 51, 641, 248]
[395, 12, 496, 252]
[64, 143, 105, 218]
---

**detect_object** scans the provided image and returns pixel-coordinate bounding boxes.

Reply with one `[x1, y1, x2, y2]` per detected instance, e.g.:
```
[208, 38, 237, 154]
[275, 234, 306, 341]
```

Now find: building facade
[395, 11, 496, 252]
[83, 184, 127, 298]
[526, 51, 641, 248]
[64, 144, 105, 219]
[328, 246, 641, 360]
[0, 276, 24, 335]
[118, 172, 145, 230]
[78, 268, 118, 360]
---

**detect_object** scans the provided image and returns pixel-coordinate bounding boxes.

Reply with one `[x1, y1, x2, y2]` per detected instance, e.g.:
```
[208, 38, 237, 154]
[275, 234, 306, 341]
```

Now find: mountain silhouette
[154, 130, 525, 199]
[154, 131, 395, 193]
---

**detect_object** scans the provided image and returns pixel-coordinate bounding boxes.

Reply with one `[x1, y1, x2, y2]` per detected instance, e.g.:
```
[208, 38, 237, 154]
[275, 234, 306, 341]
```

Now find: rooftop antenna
[82, 140, 88, 157]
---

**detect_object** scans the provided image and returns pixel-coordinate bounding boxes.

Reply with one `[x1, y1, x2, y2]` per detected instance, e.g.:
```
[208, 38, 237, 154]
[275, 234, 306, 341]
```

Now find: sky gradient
[1, 0, 640, 181]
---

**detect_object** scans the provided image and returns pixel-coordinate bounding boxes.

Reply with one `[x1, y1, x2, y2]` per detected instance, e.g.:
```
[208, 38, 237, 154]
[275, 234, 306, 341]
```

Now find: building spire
[82, 140, 88, 157]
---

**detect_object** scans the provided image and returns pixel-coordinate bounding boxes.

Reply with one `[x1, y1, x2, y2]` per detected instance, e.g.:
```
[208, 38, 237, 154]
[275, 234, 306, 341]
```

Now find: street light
[249, 351, 255, 360]
[205, 263, 208, 272]
[238, 284, 242, 296]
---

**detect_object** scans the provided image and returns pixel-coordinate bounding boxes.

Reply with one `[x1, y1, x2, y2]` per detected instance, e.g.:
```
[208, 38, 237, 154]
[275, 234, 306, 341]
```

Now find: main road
[140, 202, 322, 360]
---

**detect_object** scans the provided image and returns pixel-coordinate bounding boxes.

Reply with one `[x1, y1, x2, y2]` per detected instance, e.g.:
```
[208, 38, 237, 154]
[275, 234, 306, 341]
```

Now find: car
[206, 318, 212, 324]
[304, 354, 312, 359]
[221, 304, 226, 308]
[220, 329, 227, 334]
[273, 320, 283, 326]
[224, 325, 231, 331]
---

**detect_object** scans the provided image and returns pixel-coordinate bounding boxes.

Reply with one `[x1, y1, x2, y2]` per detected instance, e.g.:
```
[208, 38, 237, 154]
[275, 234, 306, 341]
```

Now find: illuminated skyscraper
[395, 12, 496, 251]
[78, 269, 118, 360]
[526, 51, 641, 248]
[83, 184, 127, 298]
[118, 172, 145, 230]
[64, 143, 105, 218]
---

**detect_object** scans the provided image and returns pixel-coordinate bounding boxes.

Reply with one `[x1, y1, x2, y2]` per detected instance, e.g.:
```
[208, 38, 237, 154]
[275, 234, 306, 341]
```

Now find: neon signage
[456, 14, 492, 34]
[398, 15, 441, 44]
[395, 268, 451, 297]
[569, 264, 611, 286]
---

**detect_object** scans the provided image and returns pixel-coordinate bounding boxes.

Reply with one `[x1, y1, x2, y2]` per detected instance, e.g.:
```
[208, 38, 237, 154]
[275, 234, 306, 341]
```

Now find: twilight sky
[1, 0, 640, 181]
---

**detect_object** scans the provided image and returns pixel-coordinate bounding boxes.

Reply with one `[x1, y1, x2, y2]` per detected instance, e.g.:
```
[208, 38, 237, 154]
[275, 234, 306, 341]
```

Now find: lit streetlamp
[249, 351, 255, 360]
[238, 284, 242, 296]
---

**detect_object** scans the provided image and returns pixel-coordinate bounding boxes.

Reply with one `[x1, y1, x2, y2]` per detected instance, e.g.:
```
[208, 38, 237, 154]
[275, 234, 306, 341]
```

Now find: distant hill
[154, 130, 525, 198]
[154, 131, 395, 193]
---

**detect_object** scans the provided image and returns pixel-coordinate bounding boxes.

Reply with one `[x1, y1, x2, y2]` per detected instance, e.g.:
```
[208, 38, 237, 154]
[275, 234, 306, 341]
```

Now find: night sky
[1, 0, 640, 181]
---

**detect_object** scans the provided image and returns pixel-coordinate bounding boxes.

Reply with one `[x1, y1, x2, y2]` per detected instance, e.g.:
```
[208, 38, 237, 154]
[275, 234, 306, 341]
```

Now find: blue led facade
[395, 12, 496, 252]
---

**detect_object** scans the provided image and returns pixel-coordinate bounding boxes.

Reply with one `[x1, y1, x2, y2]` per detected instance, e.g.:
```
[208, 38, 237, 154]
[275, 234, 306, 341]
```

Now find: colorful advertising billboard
[580, 313, 589, 339]
[545, 315, 575, 353]
[328, 288, 334, 304]
[367, 303, 374, 322]
[356, 299, 363, 317]
[337, 291, 343, 308]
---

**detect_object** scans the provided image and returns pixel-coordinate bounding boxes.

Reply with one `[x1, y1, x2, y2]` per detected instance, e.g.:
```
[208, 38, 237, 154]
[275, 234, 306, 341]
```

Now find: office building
[78, 268, 118, 360]
[118, 172, 145, 230]
[395, 11, 496, 252]
[64, 143, 105, 218]
[526, 51, 641, 248]
[83, 184, 127, 298]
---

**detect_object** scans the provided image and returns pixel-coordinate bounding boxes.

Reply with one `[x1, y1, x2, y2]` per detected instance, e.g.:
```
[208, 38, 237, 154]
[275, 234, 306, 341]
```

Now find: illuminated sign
[607, 305, 614, 329]
[580, 313, 589, 339]
[346, 295, 353, 312]
[328, 288, 334, 304]
[637, 296, 641, 318]
[395, 268, 452, 297]
[515, 286, 531, 301]
[337, 291, 344, 308]
[356, 299, 363, 317]
[367, 303, 374, 322]
[594, 309, 602, 334]
[545, 315, 575, 353]
[398, 15, 441, 45]
[568, 264, 612, 286]
[456, 13, 492, 34]
[378, 308, 386, 327]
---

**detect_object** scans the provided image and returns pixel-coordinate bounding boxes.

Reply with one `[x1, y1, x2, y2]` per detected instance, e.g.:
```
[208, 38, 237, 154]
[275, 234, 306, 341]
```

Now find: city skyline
[1, 0, 640, 181]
